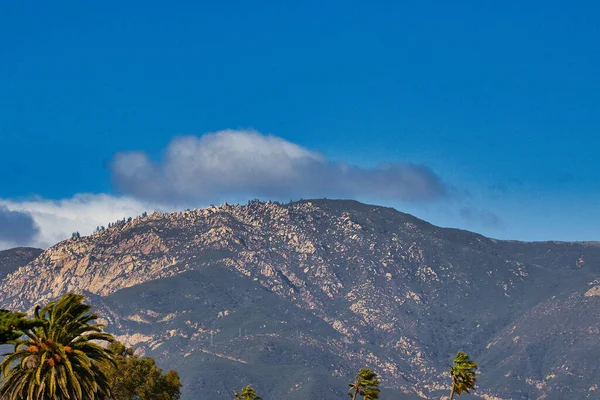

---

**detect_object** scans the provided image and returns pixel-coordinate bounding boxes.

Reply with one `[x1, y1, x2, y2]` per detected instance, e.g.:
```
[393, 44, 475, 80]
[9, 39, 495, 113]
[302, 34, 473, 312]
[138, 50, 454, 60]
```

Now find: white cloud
[110, 129, 446, 203]
[0, 194, 161, 250]
[0, 130, 448, 250]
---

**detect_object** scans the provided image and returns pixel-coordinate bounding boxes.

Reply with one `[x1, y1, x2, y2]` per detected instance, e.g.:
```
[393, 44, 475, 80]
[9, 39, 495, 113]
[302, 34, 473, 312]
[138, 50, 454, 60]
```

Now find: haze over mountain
[1, 200, 598, 399]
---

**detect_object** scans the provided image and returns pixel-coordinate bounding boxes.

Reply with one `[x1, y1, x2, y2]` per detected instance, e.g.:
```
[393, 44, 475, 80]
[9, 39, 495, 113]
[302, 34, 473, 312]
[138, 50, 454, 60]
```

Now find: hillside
[0, 247, 43, 281]
[0, 200, 598, 399]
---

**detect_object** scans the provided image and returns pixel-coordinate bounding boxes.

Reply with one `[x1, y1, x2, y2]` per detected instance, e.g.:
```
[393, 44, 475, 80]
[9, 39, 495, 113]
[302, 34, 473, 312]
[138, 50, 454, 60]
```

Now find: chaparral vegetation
[0, 293, 478, 399]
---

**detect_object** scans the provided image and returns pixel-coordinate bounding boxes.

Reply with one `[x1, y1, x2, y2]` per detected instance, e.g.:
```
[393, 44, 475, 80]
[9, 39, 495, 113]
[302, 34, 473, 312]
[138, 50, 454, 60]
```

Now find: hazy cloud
[459, 206, 501, 227]
[0, 194, 161, 250]
[0, 206, 40, 246]
[110, 130, 447, 203]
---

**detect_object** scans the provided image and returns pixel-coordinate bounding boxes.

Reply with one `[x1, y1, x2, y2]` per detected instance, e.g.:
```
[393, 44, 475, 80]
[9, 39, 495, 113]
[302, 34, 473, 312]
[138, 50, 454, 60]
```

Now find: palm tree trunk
[351, 385, 358, 400]
[449, 385, 455, 400]
[449, 375, 457, 400]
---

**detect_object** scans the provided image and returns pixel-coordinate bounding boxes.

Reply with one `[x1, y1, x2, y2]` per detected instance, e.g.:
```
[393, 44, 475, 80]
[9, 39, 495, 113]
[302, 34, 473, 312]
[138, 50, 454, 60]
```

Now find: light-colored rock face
[1, 199, 599, 400]
[0, 229, 175, 306]
[585, 286, 600, 296]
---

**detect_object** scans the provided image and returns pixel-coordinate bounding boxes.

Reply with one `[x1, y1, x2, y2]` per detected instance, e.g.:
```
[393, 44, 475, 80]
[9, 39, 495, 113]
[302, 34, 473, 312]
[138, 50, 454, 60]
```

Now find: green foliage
[0, 309, 43, 344]
[0, 293, 115, 400]
[104, 341, 181, 400]
[449, 351, 478, 399]
[348, 368, 380, 400]
[234, 385, 262, 400]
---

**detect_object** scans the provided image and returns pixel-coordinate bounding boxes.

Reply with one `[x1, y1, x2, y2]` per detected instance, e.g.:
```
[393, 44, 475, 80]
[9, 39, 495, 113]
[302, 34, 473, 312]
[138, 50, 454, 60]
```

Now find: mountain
[1, 199, 599, 399]
[0, 247, 43, 281]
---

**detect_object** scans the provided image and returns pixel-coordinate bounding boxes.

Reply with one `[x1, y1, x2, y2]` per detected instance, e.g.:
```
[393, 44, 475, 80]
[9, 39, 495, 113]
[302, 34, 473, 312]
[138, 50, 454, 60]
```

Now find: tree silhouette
[234, 385, 262, 400]
[103, 341, 181, 400]
[449, 351, 478, 399]
[348, 368, 380, 400]
[0, 310, 43, 344]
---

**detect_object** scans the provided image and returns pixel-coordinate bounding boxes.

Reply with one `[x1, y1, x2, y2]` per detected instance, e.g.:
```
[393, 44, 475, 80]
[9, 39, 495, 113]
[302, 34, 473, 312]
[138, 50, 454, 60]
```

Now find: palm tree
[448, 351, 478, 400]
[348, 368, 380, 400]
[0, 293, 115, 400]
[234, 385, 262, 400]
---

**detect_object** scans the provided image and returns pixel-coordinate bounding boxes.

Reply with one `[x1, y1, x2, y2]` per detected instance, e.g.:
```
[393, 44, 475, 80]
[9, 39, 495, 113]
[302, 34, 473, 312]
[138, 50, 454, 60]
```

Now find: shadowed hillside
[0, 247, 42, 280]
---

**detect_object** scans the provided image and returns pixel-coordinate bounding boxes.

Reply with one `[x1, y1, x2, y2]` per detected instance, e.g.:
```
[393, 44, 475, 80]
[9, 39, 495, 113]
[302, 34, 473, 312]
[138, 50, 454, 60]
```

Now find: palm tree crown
[348, 368, 380, 400]
[449, 351, 478, 399]
[0, 293, 115, 400]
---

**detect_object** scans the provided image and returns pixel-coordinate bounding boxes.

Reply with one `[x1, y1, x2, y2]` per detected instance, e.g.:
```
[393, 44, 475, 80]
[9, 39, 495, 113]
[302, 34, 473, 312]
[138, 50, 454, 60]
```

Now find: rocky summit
[0, 199, 599, 399]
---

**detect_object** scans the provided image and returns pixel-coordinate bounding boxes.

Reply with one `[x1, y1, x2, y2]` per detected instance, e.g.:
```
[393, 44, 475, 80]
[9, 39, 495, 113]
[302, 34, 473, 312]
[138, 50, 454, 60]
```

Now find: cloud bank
[0, 194, 160, 250]
[110, 130, 447, 203]
[0, 130, 450, 250]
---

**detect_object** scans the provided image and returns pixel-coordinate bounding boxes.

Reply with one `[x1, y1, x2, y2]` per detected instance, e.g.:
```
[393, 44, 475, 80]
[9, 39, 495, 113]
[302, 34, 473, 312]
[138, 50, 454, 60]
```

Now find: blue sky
[1, 1, 599, 247]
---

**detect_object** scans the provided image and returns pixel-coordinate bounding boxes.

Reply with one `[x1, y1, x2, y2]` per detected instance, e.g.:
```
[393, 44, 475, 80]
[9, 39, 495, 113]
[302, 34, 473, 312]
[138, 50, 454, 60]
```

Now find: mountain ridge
[1, 199, 598, 399]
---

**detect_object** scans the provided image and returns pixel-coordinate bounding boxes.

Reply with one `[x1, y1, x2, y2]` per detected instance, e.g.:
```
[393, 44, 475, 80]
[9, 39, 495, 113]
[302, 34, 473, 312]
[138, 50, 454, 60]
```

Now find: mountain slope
[0, 247, 43, 281]
[1, 200, 598, 399]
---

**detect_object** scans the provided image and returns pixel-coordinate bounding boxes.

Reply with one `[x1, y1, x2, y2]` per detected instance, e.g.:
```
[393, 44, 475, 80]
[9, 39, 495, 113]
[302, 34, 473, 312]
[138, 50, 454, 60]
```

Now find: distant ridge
[0, 247, 43, 280]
